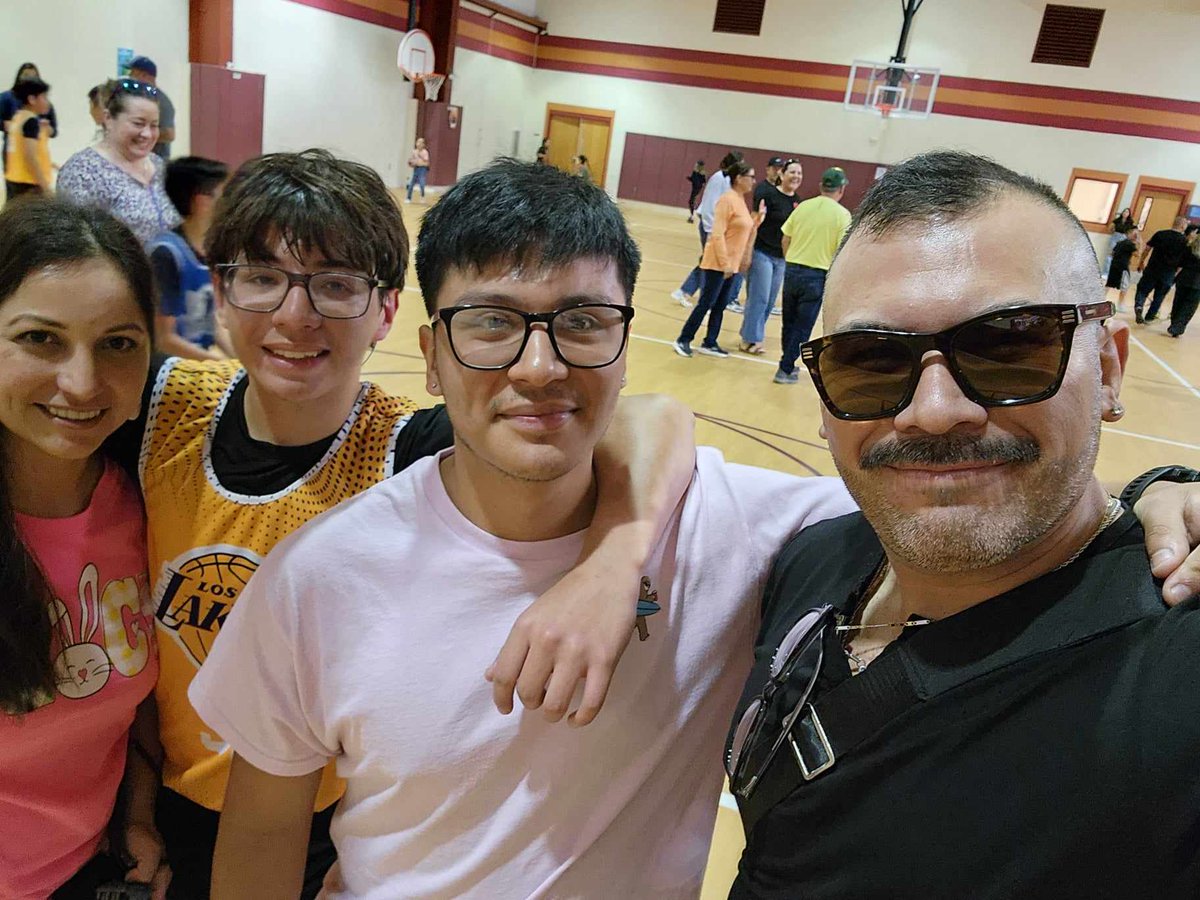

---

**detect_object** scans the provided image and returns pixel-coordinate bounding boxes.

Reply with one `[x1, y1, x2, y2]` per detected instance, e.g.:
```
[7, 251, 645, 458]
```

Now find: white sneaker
[671, 289, 694, 308]
[725, 301, 744, 314]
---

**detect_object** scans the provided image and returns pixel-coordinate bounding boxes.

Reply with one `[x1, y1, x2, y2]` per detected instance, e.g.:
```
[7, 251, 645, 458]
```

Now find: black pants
[5, 180, 42, 201]
[1134, 267, 1176, 318]
[779, 264, 826, 375]
[678, 268, 737, 346]
[1169, 285, 1200, 336]
[156, 786, 337, 900]
[52, 853, 129, 899]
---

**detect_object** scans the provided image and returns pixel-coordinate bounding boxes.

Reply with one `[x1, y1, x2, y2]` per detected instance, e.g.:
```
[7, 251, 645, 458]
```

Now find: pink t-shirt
[0, 460, 157, 900]
[191, 448, 856, 899]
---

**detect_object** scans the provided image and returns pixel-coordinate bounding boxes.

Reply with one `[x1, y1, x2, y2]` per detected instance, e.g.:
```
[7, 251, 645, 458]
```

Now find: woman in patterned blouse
[57, 78, 180, 244]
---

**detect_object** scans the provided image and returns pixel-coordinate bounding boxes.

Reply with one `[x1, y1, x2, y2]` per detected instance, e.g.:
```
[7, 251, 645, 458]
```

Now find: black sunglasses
[113, 78, 159, 99]
[800, 302, 1114, 421]
[727, 605, 835, 799]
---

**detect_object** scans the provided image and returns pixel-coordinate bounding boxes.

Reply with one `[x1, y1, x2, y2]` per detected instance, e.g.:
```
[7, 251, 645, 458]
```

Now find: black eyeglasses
[433, 304, 635, 370]
[800, 302, 1114, 421]
[216, 264, 382, 319]
[727, 605, 835, 799]
[113, 79, 159, 99]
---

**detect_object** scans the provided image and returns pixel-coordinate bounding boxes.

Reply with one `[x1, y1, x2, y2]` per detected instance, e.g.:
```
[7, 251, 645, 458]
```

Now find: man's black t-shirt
[1175, 246, 1200, 292]
[752, 181, 800, 258]
[729, 512, 1200, 899]
[1145, 228, 1189, 272]
[104, 355, 454, 495]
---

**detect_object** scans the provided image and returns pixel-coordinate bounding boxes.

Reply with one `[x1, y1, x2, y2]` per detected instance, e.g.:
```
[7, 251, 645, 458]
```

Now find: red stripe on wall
[458, 35, 537, 67]
[284, 0, 407, 31]
[536, 57, 844, 104]
[540, 34, 849, 77]
[459, 6, 540, 43]
[934, 102, 1200, 145]
[939, 75, 1200, 117]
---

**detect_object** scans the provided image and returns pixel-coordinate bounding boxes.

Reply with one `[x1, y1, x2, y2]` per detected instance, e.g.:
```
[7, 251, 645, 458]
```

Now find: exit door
[1137, 190, 1183, 237]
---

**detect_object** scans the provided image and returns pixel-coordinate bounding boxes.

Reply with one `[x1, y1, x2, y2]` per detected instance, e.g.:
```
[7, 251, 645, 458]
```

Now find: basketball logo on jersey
[153, 544, 261, 668]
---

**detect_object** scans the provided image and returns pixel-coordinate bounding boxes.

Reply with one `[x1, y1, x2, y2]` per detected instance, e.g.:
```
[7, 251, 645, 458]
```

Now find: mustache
[490, 388, 579, 413]
[860, 435, 1041, 469]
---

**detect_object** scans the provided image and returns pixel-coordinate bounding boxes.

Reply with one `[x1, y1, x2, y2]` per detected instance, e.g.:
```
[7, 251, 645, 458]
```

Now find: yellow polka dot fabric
[142, 358, 418, 811]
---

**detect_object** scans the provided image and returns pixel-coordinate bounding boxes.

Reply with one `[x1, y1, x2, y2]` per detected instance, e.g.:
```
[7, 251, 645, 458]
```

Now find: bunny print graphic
[48, 563, 153, 701]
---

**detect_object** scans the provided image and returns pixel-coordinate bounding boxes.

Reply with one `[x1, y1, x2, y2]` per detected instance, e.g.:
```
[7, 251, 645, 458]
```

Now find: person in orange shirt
[4, 78, 54, 199]
[673, 159, 764, 358]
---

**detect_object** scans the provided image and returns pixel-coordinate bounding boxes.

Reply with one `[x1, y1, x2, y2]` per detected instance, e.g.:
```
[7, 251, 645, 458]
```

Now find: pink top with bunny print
[0, 460, 157, 900]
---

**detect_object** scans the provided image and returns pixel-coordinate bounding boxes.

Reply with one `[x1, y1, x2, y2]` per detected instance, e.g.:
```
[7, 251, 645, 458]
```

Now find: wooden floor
[374, 195, 1200, 897]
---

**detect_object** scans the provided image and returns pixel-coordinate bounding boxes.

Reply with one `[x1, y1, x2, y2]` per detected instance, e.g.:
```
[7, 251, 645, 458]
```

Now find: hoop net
[878, 102, 894, 119]
[418, 73, 446, 102]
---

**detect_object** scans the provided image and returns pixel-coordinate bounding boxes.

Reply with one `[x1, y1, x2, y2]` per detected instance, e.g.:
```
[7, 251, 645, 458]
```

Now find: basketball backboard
[844, 60, 941, 119]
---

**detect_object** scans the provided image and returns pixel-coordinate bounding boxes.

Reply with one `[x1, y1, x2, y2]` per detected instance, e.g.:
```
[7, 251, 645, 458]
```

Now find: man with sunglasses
[728, 151, 1200, 897]
[189, 160, 858, 898]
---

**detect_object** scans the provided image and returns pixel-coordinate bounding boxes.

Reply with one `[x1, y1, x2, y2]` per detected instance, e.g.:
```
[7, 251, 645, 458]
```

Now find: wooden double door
[544, 104, 613, 187]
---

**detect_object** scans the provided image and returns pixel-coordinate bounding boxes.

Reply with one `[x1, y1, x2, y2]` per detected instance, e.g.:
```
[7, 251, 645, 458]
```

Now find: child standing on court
[686, 160, 706, 223]
[406, 137, 430, 203]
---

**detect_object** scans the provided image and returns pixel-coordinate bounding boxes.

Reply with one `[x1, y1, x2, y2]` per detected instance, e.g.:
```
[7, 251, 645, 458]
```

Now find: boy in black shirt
[686, 160, 705, 222]
[1104, 226, 1138, 310]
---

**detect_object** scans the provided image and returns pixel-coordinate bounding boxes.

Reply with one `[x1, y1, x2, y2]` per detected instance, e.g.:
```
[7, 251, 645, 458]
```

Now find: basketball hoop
[419, 73, 446, 103]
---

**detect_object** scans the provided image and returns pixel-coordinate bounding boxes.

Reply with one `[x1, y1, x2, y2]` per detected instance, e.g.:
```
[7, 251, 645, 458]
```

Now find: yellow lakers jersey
[141, 358, 419, 810]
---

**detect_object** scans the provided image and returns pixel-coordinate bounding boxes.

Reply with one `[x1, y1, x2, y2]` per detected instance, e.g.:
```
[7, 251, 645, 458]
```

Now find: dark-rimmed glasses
[800, 302, 1114, 421]
[727, 605, 834, 800]
[216, 264, 382, 320]
[433, 304, 635, 370]
[113, 79, 159, 100]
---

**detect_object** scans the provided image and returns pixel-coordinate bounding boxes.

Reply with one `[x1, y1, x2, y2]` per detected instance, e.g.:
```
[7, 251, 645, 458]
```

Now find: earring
[430, 381, 438, 389]
[1109, 403, 1125, 420]
[620, 375, 627, 388]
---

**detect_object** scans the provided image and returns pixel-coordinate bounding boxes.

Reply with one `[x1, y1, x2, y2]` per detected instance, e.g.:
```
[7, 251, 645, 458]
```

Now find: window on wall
[713, 0, 767, 36]
[1063, 168, 1128, 234]
[1032, 4, 1105, 67]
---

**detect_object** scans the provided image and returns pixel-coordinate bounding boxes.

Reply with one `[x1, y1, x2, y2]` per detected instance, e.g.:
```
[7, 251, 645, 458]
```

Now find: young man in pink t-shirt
[190, 160, 857, 898]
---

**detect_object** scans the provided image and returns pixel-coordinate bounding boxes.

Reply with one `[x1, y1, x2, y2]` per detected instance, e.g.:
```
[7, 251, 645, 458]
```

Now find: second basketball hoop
[397, 27, 437, 97]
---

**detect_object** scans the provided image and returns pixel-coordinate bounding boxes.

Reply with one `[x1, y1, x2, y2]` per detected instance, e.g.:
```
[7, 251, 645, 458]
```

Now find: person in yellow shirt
[4, 78, 53, 199]
[774, 167, 852, 385]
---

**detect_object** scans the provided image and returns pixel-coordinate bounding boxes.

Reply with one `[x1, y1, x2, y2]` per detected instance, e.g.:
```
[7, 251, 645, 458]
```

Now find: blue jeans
[740, 249, 786, 344]
[1135, 267, 1175, 318]
[680, 221, 709, 295]
[779, 264, 826, 375]
[678, 268, 736, 347]
[407, 166, 428, 199]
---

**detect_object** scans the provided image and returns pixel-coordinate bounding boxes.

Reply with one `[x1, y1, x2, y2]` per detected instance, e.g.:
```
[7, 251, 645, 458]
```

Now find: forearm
[781, 235, 791, 256]
[212, 824, 309, 899]
[123, 699, 162, 826]
[589, 394, 696, 570]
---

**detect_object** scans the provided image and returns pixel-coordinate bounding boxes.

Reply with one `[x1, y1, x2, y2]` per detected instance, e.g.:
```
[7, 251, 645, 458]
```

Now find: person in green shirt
[774, 167, 852, 385]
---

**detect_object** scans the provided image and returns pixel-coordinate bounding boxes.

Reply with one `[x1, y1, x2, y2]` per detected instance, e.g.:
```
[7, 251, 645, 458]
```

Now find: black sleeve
[20, 116, 39, 139]
[46, 103, 57, 138]
[391, 404, 455, 475]
[103, 354, 169, 486]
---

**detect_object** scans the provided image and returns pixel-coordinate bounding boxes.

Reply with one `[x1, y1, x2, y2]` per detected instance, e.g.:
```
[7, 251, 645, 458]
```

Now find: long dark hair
[10, 62, 39, 90]
[0, 199, 155, 714]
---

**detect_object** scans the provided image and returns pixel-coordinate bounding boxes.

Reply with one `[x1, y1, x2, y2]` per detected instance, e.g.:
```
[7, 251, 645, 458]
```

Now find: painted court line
[1101, 427, 1200, 452]
[629, 332, 779, 367]
[1128, 333, 1200, 401]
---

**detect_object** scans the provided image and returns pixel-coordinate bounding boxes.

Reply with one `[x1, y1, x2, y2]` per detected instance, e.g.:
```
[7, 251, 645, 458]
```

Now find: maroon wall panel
[190, 63, 264, 171]
[618, 133, 880, 213]
[416, 102, 463, 186]
[618, 132, 644, 199]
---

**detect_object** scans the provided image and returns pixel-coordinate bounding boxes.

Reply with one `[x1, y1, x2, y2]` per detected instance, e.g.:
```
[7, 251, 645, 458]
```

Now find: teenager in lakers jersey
[104, 150, 696, 898]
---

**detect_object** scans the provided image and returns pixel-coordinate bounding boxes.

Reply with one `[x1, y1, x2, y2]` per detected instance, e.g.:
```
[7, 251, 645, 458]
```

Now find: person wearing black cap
[128, 56, 175, 158]
[773, 166, 851, 385]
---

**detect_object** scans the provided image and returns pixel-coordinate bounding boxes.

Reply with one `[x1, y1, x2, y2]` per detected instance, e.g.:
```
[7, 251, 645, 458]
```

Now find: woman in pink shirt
[0, 199, 169, 899]
[674, 159, 764, 358]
